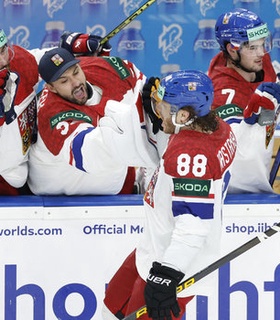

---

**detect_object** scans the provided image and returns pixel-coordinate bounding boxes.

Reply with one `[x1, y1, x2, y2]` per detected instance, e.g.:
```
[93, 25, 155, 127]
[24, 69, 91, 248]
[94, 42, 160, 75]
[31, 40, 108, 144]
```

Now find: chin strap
[171, 114, 195, 134]
[230, 51, 257, 74]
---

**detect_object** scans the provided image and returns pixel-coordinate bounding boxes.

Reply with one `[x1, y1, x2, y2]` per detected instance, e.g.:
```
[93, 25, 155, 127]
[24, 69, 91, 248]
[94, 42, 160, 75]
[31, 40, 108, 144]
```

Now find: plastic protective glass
[230, 36, 272, 56]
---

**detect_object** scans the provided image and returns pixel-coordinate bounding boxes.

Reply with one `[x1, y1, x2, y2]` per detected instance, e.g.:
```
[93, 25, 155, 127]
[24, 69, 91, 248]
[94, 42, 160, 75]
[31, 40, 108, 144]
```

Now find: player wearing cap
[0, 28, 112, 195]
[0, 29, 38, 195]
[27, 47, 159, 195]
[102, 70, 237, 320]
[208, 8, 280, 193]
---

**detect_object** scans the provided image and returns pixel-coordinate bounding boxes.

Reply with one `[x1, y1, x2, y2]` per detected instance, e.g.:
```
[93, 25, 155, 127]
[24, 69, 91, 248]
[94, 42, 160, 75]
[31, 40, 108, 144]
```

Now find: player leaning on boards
[208, 8, 280, 193]
[102, 70, 237, 320]
[0, 27, 113, 195]
[0, 29, 38, 195]
[27, 46, 159, 195]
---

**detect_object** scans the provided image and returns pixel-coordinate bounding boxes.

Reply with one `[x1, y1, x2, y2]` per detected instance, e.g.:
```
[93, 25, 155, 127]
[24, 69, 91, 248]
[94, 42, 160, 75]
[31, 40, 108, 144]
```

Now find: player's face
[155, 100, 176, 134]
[47, 64, 88, 105]
[238, 38, 267, 72]
[0, 45, 9, 69]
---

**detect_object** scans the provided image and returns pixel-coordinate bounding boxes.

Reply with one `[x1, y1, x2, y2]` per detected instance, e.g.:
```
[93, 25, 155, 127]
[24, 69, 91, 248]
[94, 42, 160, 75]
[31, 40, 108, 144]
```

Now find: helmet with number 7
[215, 8, 270, 52]
[157, 70, 214, 117]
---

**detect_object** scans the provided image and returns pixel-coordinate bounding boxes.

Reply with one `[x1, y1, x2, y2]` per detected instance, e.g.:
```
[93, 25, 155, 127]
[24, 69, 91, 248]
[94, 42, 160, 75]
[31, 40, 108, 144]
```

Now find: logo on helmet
[247, 24, 269, 41]
[222, 13, 231, 25]
[188, 82, 197, 91]
[0, 30, 8, 48]
[157, 84, 165, 101]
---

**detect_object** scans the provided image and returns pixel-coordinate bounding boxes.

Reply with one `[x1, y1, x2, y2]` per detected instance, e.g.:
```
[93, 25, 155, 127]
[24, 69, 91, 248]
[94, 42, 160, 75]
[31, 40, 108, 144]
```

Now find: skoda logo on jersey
[173, 178, 211, 197]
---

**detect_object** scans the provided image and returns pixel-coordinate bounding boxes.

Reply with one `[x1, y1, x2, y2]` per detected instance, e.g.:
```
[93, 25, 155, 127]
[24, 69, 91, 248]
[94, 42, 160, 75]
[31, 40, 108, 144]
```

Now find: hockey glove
[142, 77, 163, 134]
[60, 31, 112, 56]
[244, 82, 280, 125]
[144, 262, 184, 320]
[0, 70, 18, 125]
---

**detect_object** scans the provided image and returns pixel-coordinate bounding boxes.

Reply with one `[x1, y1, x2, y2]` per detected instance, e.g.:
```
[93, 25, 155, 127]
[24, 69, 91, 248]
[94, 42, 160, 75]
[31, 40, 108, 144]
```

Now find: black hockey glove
[144, 262, 184, 320]
[142, 77, 163, 134]
[60, 31, 112, 56]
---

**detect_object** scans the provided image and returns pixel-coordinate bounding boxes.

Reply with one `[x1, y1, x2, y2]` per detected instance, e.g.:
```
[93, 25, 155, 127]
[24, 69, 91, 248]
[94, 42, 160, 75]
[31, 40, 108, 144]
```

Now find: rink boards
[0, 193, 279, 320]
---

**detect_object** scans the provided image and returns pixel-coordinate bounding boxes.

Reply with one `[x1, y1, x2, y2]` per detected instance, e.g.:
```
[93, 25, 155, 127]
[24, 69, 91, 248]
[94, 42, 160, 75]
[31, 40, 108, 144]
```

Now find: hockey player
[27, 47, 159, 195]
[0, 29, 111, 195]
[208, 8, 280, 193]
[102, 70, 237, 319]
[0, 29, 38, 195]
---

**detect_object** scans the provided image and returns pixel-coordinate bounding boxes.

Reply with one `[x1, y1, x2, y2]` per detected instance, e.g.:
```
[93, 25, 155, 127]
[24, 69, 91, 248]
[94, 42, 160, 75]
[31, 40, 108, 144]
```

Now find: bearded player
[102, 70, 237, 320]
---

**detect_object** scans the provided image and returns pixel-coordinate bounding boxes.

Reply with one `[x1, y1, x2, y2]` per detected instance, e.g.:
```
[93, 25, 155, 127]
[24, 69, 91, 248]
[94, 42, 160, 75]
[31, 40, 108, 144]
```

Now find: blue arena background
[2, 0, 280, 78]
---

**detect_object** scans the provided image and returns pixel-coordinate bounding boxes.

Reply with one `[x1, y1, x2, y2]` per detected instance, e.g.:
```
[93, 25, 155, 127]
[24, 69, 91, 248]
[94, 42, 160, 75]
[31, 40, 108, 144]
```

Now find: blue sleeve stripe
[172, 200, 214, 219]
[72, 127, 95, 172]
[226, 118, 242, 125]
[222, 171, 231, 198]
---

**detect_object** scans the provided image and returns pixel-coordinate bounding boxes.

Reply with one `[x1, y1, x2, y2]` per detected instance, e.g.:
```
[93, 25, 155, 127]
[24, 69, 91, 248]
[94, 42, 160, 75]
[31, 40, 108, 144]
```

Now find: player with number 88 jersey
[103, 70, 237, 320]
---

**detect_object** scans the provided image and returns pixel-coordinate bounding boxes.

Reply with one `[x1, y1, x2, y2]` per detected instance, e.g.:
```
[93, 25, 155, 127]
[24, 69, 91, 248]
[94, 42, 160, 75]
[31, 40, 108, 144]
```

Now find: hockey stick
[123, 222, 280, 320]
[100, 0, 156, 45]
[36, 1, 156, 98]
[270, 145, 280, 186]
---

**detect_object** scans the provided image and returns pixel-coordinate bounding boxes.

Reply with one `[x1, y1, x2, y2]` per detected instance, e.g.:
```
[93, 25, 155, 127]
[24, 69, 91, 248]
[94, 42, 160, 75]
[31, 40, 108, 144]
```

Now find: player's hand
[244, 82, 280, 125]
[144, 262, 184, 320]
[0, 71, 18, 125]
[60, 31, 112, 56]
[142, 77, 163, 134]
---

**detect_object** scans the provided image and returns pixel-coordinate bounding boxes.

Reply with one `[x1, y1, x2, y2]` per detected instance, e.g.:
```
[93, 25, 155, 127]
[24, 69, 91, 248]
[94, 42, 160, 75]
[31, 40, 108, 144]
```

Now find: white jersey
[227, 121, 275, 193]
[0, 46, 39, 189]
[28, 56, 160, 195]
[135, 119, 237, 296]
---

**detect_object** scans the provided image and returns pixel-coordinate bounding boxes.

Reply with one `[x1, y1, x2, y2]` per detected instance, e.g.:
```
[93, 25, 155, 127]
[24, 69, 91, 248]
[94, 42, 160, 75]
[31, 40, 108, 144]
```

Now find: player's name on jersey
[83, 224, 144, 235]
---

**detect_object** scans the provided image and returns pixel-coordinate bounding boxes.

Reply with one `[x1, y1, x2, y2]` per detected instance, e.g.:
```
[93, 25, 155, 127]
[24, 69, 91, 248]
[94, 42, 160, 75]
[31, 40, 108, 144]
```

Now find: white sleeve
[99, 100, 160, 168]
[162, 214, 211, 272]
[228, 121, 274, 193]
[0, 119, 28, 187]
[28, 47, 57, 65]
[58, 122, 122, 175]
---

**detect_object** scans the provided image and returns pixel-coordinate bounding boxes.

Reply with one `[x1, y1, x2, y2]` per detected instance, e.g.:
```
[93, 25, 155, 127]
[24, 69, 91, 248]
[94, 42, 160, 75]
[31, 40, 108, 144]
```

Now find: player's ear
[226, 42, 238, 59]
[46, 83, 57, 93]
[177, 109, 190, 124]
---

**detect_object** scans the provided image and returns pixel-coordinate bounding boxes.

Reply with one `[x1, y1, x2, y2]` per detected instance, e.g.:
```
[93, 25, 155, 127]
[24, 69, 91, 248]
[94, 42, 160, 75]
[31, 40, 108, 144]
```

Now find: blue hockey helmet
[215, 8, 270, 52]
[156, 70, 214, 117]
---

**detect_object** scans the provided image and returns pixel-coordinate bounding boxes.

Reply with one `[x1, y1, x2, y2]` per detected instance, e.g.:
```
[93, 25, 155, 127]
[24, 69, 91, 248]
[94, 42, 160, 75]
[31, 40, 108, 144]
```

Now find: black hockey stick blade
[123, 222, 280, 320]
[100, 0, 156, 45]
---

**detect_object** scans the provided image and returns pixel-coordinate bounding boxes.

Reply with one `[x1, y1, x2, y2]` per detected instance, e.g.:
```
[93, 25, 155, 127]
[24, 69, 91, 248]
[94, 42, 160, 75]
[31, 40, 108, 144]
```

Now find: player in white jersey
[102, 70, 237, 319]
[0, 29, 111, 195]
[0, 29, 39, 195]
[28, 47, 159, 195]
